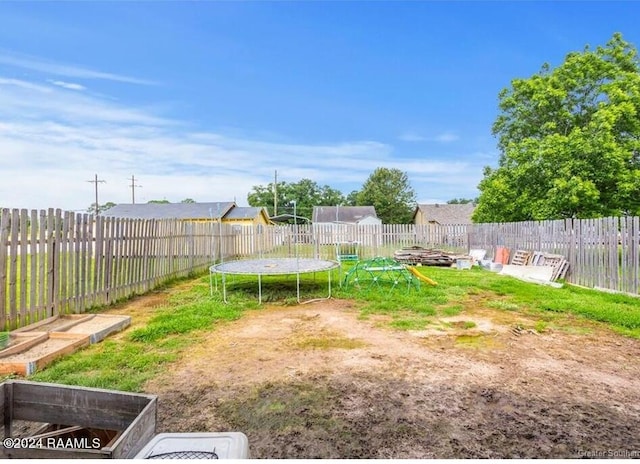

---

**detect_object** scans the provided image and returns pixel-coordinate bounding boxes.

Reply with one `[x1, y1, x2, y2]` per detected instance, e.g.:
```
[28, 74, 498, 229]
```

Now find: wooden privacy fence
[2, 208, 640, 330]
[242, 220, 640, 295]
[0, 209, 235, 331]
[468, 216, 640, 295]
[231, 223, 469, 261]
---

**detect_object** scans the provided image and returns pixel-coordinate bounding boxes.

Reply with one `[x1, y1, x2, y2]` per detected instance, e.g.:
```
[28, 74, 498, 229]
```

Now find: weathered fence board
[29, 210, 37, 321]
[0, 210, 10, 330]
[0, 209, 226, 330]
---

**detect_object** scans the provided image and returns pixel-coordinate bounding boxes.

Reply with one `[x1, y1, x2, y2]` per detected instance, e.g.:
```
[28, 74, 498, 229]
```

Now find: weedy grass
[26, 264, 640, 391]
[29, 275, 256, 390]
[336, 265, 640, 337]
[425, 267, 640, 337]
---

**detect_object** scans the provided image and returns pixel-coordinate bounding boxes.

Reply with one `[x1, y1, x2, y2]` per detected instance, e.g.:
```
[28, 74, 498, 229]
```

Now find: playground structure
[342, 256, 427, 291]
[406, 265, 438, 286]
[336, 241, 360, 282]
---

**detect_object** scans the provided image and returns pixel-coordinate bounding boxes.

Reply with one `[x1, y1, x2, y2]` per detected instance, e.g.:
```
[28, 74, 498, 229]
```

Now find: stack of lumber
[509, 249, 569, 281]
[394, 246, 469, 267]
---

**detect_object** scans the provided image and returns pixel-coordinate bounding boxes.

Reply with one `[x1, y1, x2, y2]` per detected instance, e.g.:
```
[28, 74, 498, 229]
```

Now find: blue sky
[1, 1, 639, 212]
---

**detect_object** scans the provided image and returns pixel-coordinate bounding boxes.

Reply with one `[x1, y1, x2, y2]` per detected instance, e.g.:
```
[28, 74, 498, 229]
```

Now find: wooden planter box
[0, 332, 49, 356]
[13, 315, 94, 334]
[13, 314, 132, 345]
[0, 380, 157, 459]
[59, 315, 132, 344]
[0, 333, 90, 376]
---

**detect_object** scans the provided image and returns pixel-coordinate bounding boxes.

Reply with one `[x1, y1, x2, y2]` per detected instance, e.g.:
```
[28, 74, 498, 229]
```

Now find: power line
[87, 174, 106, 215]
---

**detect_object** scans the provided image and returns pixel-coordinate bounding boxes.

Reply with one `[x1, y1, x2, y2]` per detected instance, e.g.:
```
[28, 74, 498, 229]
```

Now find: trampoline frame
[209, 258, 340, 304]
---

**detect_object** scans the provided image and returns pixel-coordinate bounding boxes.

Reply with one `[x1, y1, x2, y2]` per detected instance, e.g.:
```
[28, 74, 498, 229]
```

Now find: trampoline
[210, 258, 339, 304]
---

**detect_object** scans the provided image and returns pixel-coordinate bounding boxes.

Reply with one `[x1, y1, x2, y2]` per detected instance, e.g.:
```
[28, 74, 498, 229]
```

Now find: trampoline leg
[222, 273, 228, 304]
[258, 274, 262, 304]
[209, 271, 213, 297]
[296, 272, 300, 304]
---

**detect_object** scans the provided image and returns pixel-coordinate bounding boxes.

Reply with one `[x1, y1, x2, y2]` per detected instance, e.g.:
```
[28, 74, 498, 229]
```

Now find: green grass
[23, 264, 640, 392]
[337, 266, 640, 336]
[440, 305, 464, 316]
[29, 274, 256, 391]
[487, 300, 521, 311]
[389, 317, 431, 330]
[29, 339, 179, 391]
[435, 267, 640, 335]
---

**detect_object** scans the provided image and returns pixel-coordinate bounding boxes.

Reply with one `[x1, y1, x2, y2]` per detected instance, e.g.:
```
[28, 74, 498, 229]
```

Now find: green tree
[87, 201, 116, 214]
[357, 167, 416, 223]
[474, 33, 640, 222]
[147, 199, 170, 204]
[181, 198, 196, 203]
[447, 198, 475, 204]
[344, 190, 360, 206]
[247, 178, 345, 219]
[319, 185, 345, 207]
[247, 181, 281, 217]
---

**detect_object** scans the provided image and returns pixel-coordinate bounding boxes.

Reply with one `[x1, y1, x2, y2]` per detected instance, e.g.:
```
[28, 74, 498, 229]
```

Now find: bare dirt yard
[130, 291, 640, 459]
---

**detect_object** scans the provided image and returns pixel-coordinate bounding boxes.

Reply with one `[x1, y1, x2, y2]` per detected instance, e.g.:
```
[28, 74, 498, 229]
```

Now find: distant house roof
[102, 202, 236, 220]
[312, 206, 379, 224]
[414, 203, 476, 225]
[223, 207, 269, 221]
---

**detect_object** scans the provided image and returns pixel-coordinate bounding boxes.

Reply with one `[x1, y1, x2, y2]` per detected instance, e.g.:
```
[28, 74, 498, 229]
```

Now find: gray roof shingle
[312, 206, 378, 224]
[102, 202, 235, 220]
[415, 203, 476, 224]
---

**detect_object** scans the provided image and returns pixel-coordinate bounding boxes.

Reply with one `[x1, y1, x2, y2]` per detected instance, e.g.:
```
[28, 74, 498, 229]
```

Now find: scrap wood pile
[393, 246, 470, 266]
[509, 249, 570, 281]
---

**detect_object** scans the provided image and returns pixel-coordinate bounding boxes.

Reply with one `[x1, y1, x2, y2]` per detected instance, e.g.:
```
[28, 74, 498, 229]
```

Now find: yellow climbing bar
[406, 266, 438, 286]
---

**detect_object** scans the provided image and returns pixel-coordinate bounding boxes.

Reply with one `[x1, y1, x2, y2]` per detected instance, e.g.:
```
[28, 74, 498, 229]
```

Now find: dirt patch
[137, 297, 640, 458]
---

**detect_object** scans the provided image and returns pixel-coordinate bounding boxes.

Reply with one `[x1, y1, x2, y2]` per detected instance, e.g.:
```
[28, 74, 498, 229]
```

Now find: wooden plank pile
[510, 249, 570, 281]
[393, 246, 469, 267]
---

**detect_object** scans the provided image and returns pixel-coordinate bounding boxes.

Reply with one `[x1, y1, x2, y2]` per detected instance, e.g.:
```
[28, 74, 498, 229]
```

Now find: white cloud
[0, 73, 481, 212]
[0, 50, 156, 85]
[0, 77, 169, 125]
[399, 130, 460, 143]
[433, 131, 459, 143]
[48, 80, 86, 91]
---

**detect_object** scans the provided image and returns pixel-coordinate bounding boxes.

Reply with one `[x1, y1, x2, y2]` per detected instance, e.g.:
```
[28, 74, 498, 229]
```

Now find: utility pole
[87, 174, 106, 215]
[273, 170, 278, 217]
[129, 175, 142, 204]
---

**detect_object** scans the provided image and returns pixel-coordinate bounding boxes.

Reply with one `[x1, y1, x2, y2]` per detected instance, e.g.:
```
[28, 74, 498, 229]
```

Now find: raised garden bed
[13, 314, 94, 334]
[0, 314, 131, 376]
[57, 315, 131, 344]
[0, 380, 157, 458]
[13, 314, 131, 345]
[0, 333, 90, 376]
[0, 332, 49, 356]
